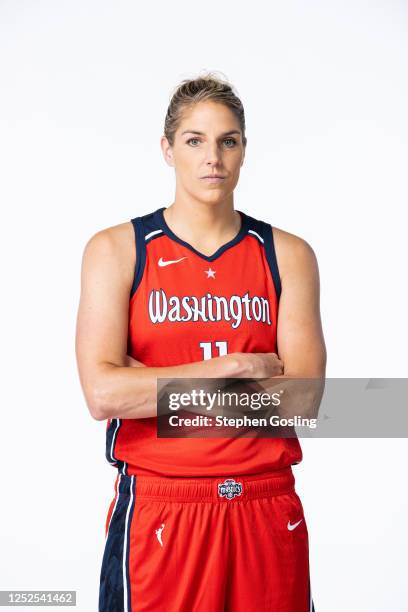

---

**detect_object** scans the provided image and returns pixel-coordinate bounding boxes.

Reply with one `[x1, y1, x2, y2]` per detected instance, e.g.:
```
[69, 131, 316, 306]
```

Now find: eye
[186, 137, 238, 147]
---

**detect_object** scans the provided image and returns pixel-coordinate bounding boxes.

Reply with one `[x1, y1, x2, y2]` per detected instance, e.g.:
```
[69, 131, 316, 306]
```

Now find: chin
[200, 191, 227, 204]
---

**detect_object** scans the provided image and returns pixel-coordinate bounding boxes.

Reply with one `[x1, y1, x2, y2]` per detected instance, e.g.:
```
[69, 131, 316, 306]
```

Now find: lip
[200, 175, 226, 183]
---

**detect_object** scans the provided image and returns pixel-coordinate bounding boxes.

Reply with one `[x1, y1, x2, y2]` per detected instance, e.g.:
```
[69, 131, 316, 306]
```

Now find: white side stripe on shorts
[123, 475, 135, 612]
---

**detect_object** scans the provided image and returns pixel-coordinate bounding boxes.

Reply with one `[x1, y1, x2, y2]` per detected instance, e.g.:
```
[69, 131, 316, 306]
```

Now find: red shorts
[99, 467, 315, 611]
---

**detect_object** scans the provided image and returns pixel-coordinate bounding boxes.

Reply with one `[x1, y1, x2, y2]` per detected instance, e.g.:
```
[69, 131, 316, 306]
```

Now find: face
[161, 100, 245, 204]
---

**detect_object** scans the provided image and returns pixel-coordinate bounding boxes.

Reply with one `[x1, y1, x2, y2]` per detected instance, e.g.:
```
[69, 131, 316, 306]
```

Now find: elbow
[88, 396, 108, 421]
[284, 349, 327, 379]
[87, 384, 116, 421]
[78, 362, 129, 420]
[90, 406, 107, 422]
[82, 370, 151, 420]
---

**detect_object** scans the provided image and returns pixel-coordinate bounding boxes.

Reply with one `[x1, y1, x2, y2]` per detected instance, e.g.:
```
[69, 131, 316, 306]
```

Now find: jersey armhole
[129, 217, 147, 299]
[263, 223, 282, 301]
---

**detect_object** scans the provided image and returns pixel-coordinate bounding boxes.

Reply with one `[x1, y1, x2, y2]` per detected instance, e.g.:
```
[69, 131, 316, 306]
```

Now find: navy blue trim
[105, 418, 121, 467]
[263, 224, 282, 301]
[104, 420, 127, 474]
[153, 206, 249, 262]
[129, 217, 147, 299]
[139, 209, 164, 243]
[130, 207, 281, 301]
[245, 215, 282, 302]
[99, 474, 137, 612]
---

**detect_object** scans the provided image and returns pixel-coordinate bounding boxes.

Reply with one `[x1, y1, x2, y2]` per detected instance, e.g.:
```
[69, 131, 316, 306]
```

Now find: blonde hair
[164, 71, 247, 147]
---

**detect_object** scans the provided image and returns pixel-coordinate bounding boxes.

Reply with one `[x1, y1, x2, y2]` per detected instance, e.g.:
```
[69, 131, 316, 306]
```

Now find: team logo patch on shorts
[218, 479, 243, 500]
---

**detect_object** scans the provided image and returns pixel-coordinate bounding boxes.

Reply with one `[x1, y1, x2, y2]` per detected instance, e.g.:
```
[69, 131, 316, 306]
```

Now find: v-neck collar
[154, 206, 249, 262]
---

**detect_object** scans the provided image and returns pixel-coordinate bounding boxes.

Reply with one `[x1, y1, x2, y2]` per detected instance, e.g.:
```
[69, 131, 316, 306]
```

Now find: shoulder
[81, 221, 136, 280]
[271, 226, 319, 282]
[82, 221, 135, 258]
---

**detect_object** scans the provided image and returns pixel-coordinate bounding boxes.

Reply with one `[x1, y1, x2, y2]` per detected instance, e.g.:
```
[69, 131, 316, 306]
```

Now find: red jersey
[105, 206, 302, 476]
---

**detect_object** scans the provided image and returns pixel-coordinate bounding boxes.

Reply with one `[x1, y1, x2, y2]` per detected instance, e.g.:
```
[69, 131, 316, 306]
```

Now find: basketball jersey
[105, 206, 302, 476]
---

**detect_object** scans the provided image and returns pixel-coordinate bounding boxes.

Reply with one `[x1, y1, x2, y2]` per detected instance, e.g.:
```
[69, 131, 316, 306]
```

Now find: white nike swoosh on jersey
[287, 519, 303, 531]
[158, 257, 187, 267]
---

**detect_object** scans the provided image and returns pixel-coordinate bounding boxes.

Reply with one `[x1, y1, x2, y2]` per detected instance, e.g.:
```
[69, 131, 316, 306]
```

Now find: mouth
[200, 175, 227, 183]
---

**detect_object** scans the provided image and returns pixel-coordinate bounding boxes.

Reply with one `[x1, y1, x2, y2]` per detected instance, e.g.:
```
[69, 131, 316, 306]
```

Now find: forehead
[177, 101, 240, 131]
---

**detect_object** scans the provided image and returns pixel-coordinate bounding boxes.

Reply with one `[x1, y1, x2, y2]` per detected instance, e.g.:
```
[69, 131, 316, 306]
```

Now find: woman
[76, 72, 326, 611]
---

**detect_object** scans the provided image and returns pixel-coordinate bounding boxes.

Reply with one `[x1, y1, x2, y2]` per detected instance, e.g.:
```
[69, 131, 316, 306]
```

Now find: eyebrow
[181, 129, 241, 137]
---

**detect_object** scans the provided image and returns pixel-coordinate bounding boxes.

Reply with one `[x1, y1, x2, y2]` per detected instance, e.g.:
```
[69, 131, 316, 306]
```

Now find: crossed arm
[75, 223, 326, 421]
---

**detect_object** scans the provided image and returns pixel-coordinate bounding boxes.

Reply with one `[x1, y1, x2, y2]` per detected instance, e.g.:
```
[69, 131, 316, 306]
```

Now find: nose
[204, 141, 222, 166]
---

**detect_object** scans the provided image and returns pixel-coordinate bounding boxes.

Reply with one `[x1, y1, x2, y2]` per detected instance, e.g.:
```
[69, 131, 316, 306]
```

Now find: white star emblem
[205, 267, 216, 279]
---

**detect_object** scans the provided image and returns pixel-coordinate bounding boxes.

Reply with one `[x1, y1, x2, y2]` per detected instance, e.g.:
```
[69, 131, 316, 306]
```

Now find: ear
[161, 135, 175, 168]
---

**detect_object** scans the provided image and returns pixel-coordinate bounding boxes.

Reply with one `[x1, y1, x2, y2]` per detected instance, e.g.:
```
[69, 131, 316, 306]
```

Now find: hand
[232, 352, 284, 379]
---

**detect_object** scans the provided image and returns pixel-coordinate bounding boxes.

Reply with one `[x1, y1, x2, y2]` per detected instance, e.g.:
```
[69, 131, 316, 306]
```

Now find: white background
[1, 1, 407, 610]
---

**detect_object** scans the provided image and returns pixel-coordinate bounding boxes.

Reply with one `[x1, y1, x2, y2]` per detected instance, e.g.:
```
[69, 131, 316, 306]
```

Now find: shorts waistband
[115, 467, 295, 502]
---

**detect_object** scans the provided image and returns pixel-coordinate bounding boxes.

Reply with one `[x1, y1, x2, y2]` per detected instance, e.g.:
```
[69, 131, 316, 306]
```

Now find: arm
[275, 230, 326, 378]
[247, 230, 327, 418]
[75, 224, 283, 421]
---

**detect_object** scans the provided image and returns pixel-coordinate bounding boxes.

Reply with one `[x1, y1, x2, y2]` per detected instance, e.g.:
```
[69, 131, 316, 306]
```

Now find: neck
[163, 192, 241, 252]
